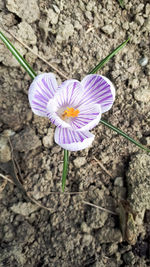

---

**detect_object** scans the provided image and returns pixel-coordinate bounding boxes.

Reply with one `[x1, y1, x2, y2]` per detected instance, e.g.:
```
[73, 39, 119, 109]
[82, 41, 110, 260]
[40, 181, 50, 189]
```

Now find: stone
[73, 157, 86, 168]
[11, 126, 41, 152]
[74, 20, 82, 30]
[38, 18, 50, 40]
[97, 227, 122, 243]
[82, 234, 93, 246]
[10, 202, 39, 216]
[122, 21, 129, 30]
[138, 56, 148, 67]
[81, 222, 91, 233]
[101, 24, 114, 35]
[0, 129, 15, 162]
[126, 153, 150, 223]
[107, 243, 118, 256]
[145, 3, 150, 16]
[114, 177, 124, 187]
[16, 221, 35, 243]
[145, 137, 150, 146]
[85, 11, 93, 21]
[112, 186, 126, 199]
[144, 17, 150, 31]
[6, 0, 40, 23]
[123, 251, 135, 265]
[85, 208, 108, 229]
[0, 13, 16, 27]
[39, 8, 58, 39]
[51, 145, 61, 154]
[42, 128, 54, 148]
[52, 5, 60, 14]
[56, 22, 74, 43]
[86, 2, 94, 11]
[48, 9, 58, 25]
[0, 135, 11, 163]
[135, 3, 144, 12]
[135, 15, 145, 26]
[2, 129, 15, 137]
[134, 87, 150, 103]
[3, 224, 15, 242]
[17, 22, 37, 45]
[130, 78, 139, 88]
[0, 0, 4, 9]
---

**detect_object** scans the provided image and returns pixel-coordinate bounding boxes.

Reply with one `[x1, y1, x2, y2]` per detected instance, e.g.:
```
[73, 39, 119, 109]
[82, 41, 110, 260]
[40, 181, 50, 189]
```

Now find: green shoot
[89, 38, 129, 74]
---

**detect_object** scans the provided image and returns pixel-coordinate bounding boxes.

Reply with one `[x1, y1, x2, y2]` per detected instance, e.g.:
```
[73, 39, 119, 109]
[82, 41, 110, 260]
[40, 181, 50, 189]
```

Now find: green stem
[89, 38, 130, 74]
[62, 150, 69, 192]
[0, 30, 70, 192]
[0, 31, 36, 79]
[101, 119, 150, 152]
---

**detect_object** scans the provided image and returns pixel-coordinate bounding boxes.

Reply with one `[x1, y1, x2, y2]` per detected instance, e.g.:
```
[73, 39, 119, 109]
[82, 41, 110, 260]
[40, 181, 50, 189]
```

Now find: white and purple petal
[54, 127, 94, 151]
[46, 97, 71, 128]
[71, 103, 101, 131]
[28, 73, 58, 117]
[46, 79, 84, 127]
[81, 74, 115, 113]
[53, 79, 84, 109]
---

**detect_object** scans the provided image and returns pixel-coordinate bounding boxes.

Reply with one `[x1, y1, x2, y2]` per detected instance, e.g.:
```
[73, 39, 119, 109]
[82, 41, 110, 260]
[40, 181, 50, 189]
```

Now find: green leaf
[89, 38, 129, 74]
[118, 0, 124, 8]
[62, 150, 69, 192]
[89, 37, 149, 153]
[101, 119, 150, 153]
[0, 31, 36, 79]
[0, 30, 70, 191]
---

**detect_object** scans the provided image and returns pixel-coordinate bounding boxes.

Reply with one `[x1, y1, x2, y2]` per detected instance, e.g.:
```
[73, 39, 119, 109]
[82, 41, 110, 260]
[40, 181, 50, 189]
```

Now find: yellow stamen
[62, 107, 79, 119]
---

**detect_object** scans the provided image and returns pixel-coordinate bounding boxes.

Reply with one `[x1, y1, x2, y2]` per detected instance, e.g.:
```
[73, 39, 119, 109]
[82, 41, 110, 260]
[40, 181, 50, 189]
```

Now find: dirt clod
[0, 0, 150, 265]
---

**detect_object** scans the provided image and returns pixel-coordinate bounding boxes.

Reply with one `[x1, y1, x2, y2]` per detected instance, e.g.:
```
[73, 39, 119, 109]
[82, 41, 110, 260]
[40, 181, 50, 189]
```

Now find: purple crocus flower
[28, 73, 115, 151]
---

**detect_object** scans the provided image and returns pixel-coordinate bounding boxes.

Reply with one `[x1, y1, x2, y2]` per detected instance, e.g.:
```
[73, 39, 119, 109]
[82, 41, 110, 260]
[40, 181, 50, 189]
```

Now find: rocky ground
[0, 0, 150, 266]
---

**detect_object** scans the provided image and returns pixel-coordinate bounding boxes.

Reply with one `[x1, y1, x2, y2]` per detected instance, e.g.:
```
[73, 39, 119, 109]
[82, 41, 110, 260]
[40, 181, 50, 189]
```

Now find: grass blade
[0, 30, 69, 191]
[89, 37, 149, 153]
[101, 119, 150, 153]
[0, 31, 36, 79]
[118, 0, 124, 8]
[62, 150, 69, 192]
[89, 38, 129, 74]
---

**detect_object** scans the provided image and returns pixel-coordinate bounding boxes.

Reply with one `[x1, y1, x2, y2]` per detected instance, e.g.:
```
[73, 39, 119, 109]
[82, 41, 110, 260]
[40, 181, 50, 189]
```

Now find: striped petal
[71, 103, 101, 131]
[46, 79, 83, 127]
[81, 74, 115, 113]
[46, 97, 71, 128]
[28, 73, 58, 117]
[54, 127, 94, 151]
[52, 79, 84, 108]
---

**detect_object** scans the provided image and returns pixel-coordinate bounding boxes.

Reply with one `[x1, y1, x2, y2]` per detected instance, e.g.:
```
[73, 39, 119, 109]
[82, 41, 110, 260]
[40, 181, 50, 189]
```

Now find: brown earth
[0, 0, 150, 266]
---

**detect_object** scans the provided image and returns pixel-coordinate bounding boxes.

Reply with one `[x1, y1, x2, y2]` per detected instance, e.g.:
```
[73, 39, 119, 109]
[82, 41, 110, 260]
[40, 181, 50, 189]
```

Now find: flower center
[62, 107, 79, 119]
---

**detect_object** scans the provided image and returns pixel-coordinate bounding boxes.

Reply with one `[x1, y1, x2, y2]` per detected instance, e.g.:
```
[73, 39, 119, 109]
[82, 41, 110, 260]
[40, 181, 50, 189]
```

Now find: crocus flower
[29, 73, 115, 151]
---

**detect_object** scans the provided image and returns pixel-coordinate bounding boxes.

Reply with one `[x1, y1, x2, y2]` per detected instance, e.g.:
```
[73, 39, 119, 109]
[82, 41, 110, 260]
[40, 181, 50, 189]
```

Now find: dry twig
[0, 174, 9, 193]
[93, 156, 113, 178]
[82, 200, 117, 215]
[3, 27, 68, 80]
[0, 173, 13, 184]
[28, 190, 88, 195]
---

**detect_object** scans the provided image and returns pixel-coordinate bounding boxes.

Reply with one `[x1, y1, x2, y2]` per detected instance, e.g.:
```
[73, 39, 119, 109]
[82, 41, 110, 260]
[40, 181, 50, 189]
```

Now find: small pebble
[114, 177, 124, 187]
[138, 56, 148, 67]
[0, 134, 12, 163]
[42, 128, 54, 148]
[73, 157, 86, 168]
